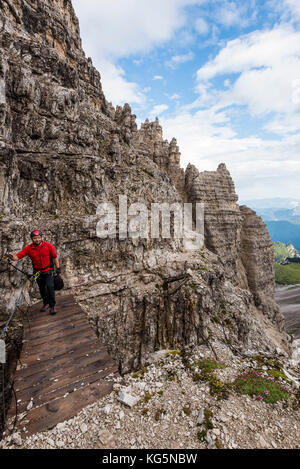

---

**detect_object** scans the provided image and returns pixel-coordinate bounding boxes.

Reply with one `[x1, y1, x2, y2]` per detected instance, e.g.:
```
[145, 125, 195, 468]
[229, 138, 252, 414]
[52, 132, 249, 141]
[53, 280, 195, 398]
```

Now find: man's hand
[56, 267, 61, 276]
[4, 253, 14, 261]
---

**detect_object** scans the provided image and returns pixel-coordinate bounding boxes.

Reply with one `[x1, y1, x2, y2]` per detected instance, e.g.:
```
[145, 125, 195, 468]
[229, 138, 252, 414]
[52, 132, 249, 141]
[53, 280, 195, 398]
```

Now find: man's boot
[41, 304, 49, 312]
[50, 307, 57, 315]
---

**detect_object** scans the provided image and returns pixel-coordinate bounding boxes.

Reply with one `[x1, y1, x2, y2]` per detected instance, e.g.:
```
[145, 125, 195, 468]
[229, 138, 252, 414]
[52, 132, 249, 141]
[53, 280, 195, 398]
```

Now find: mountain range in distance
[240, 198, 300, 210]
[240, 198, 300, 250]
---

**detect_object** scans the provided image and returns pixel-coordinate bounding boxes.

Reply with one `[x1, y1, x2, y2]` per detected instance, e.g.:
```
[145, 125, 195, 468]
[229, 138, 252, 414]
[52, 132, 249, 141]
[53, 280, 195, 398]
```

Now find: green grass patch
[144, 392, 155, 403]
[275, 262, 300, 285]
[166, 350, 182, 357]
[273, 242, 299, 263]
[195, 358, 226, 372]
[234, 370, 291, 403]
[266, 369, 292, 385]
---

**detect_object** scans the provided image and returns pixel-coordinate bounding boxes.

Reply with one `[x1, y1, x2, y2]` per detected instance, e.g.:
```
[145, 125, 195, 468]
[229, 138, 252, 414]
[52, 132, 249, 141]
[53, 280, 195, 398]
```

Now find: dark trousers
[36, 271, 56, 307]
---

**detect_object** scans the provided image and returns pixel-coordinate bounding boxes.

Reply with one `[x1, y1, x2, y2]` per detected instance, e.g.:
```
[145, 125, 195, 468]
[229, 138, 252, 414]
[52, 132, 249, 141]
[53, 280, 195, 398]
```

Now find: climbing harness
[33, 271, 41, 282]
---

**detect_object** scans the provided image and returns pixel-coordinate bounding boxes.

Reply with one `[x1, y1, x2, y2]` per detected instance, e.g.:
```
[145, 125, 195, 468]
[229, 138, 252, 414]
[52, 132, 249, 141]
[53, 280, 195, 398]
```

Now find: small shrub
[154, 409, 166, 421]
[267, 369, 292, 384]
[133, 366, 148, 379]
[182, 405, 191, 416]
[166, 350, 182, 357]
[234, 370, 291, 403]
[144, 392, 154, 403]
[215, 439, 224, 449]
[166, 370, 177, 381]
[204, 408, 214, 429]
[195, 358, 226, 372]
[209, 375, 231, 400]
[197, 430, 207, 442]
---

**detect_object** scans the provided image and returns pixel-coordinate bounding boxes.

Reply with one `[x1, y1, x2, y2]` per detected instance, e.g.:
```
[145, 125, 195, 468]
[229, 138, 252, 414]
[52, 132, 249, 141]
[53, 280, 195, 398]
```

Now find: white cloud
[133, 59, 143, 65]
[170, 93, 181, 100]
[212, 1, 254, 28]
[153, 75, 164, 80]
[268, 0, 300, 22]
[72, 0, 203, 105]
[92, 58, 145, 105]
[195, 17, 210, 35]
[285, 0, 300, 19]
[160, 109, 300, 199]
[196, 25, 300, 118]
[73, 0, 201, 59]
[166, 51, 195, 69]
[150, 104, 169, 118]
[197, 26, 300, 81]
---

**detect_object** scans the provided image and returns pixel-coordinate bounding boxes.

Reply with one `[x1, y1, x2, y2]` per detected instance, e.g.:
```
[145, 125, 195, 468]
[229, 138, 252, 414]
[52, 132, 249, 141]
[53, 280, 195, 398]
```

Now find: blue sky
[72, 0, 300, 201]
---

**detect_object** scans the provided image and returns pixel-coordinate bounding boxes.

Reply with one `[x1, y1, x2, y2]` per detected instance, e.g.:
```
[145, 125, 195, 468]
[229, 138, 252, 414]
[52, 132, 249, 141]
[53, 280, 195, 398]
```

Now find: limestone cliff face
[0, 0, 290, 378]
[184, 163, 282, 328]
[133, 118, 185, 199]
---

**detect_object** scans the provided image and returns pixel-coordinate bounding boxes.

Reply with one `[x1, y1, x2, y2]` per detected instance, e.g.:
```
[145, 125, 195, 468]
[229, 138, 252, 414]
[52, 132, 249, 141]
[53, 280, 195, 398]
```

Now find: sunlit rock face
[0, 0, 290, 377]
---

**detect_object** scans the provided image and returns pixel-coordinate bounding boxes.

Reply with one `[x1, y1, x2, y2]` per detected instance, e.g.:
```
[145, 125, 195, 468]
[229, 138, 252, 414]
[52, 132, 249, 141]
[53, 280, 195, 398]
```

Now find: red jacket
[17, 241, 57, 273]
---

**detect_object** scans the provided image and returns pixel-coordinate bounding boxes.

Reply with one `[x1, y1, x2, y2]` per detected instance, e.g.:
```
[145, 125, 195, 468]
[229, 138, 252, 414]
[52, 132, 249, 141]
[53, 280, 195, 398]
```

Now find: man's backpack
[54, 274, 64, 291]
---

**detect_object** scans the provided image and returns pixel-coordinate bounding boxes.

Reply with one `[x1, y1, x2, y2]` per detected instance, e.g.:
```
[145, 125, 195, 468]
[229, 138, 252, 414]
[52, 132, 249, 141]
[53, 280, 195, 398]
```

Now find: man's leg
[37, 276, 48, 306]
[45, 272, 56, 313]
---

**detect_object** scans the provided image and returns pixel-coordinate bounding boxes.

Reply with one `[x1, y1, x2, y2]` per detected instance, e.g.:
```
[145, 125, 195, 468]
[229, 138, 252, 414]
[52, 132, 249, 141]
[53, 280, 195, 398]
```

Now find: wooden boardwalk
[6, 294, 118, 437]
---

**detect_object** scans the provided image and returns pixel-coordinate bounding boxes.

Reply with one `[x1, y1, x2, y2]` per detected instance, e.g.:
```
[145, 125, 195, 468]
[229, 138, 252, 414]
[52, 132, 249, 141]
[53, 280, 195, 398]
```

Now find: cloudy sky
[72, 0, 300, 201]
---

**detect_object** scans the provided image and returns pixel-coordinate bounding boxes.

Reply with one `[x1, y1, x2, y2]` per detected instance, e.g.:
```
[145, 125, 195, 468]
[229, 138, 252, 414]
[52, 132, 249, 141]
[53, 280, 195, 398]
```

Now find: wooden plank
[24, 323, 92, 351]
[28, 295, 80, 313]
[14, 366, 117, 413]
[15, 343, 108, 381]
[24, 312, 86, 336]
[37, 365, 117, 406]
[15, 350, 113, 392]
[26, 307, 83, 326]
[28, 296, 76, 317]
[17, 379, 114, 437]
[7, 367, 115, 419]
[21, 331, 101, 364]
[16, 360, 115, 412]
[24, 317, 87, 341]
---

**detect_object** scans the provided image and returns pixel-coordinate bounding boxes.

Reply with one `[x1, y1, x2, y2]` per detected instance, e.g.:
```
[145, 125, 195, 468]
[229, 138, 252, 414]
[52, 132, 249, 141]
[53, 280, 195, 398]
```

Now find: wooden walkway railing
[6, 294, 118, 436]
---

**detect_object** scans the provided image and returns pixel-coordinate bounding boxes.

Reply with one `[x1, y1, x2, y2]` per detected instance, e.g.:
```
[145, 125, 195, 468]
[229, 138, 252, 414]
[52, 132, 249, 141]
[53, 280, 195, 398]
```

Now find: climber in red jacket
[8, 230, 60, 315]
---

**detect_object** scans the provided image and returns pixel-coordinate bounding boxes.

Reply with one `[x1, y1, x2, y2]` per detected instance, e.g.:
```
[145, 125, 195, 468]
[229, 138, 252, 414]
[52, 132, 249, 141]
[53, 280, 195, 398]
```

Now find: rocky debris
[1, 342, 299, 450]
[117, 390, 140, 408]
